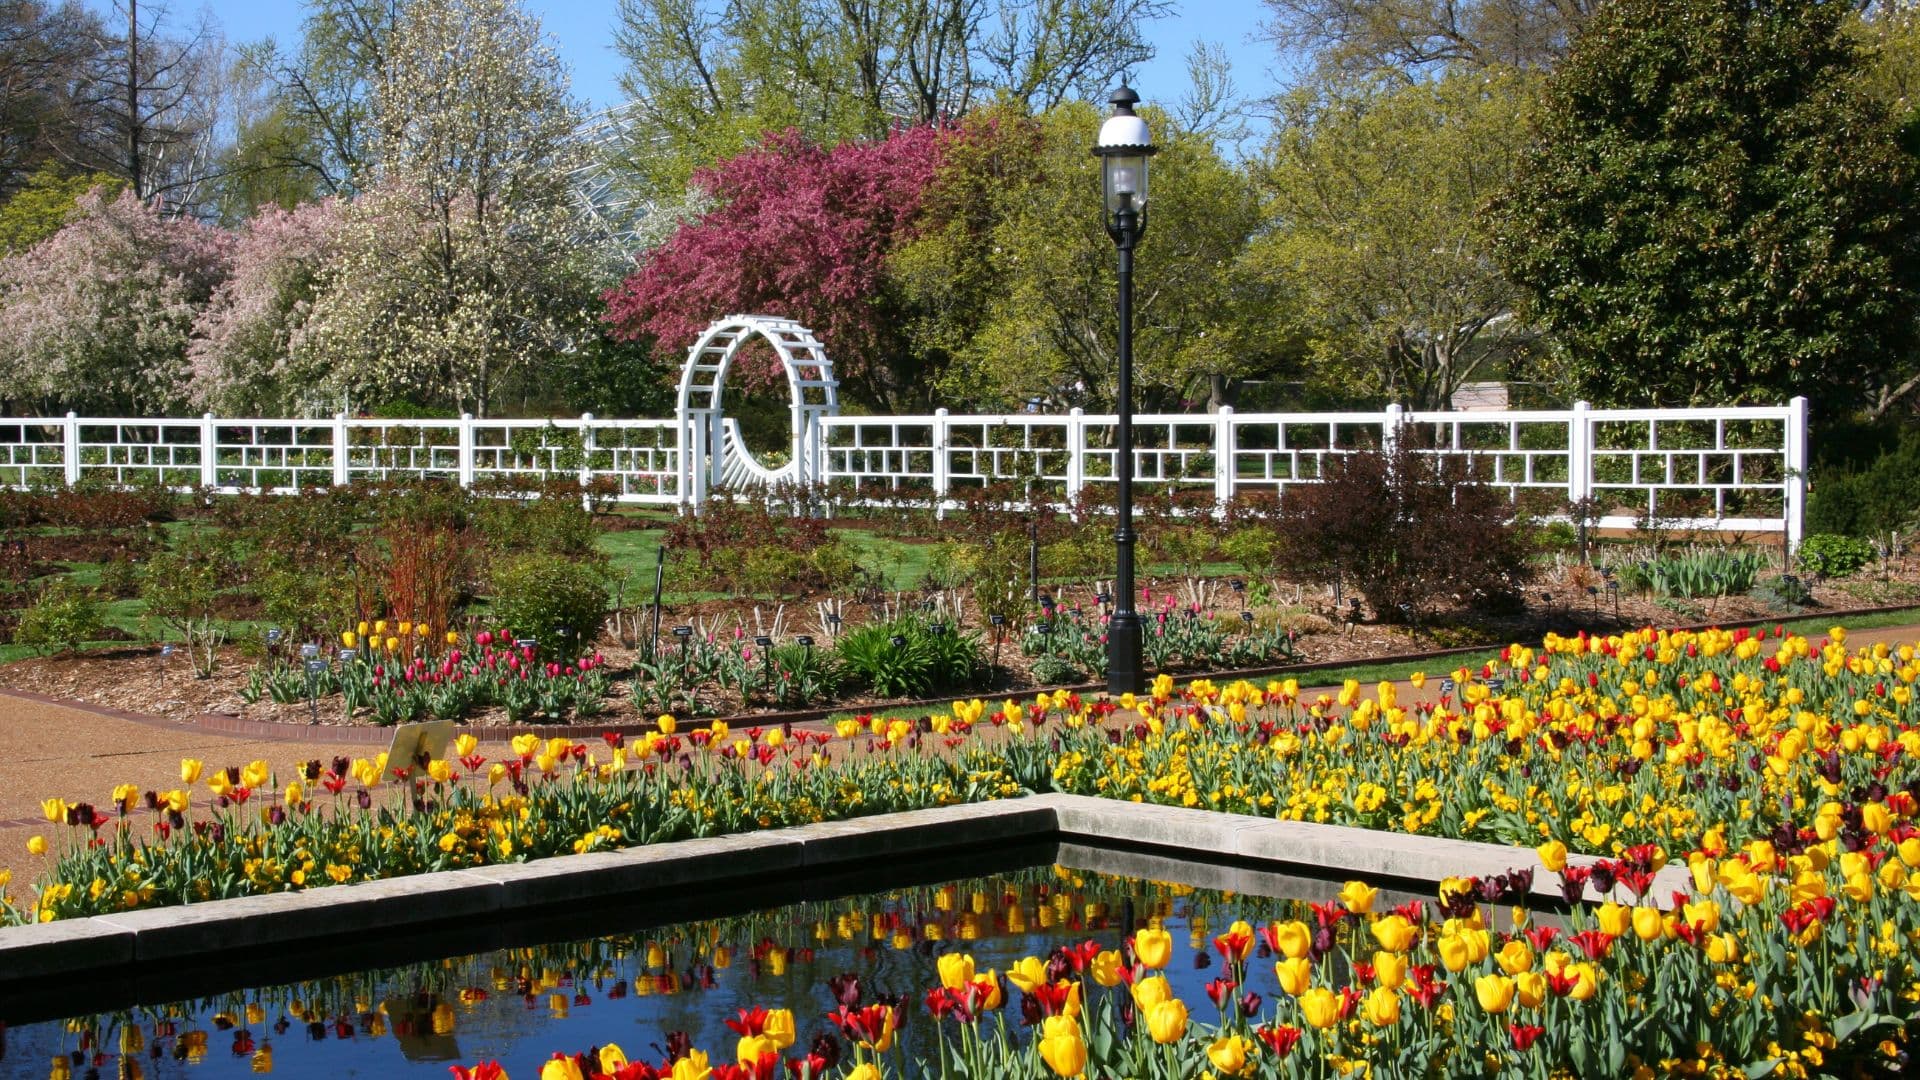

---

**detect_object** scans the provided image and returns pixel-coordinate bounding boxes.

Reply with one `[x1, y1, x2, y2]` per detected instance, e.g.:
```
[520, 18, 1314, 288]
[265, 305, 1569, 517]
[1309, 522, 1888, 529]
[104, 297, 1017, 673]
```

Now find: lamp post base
[1106, 611, 1144, 695]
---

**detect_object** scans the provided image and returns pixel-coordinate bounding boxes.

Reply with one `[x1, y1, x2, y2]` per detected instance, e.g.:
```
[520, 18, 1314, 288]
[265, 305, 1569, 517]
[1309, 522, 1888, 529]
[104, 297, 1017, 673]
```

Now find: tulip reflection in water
[8, 864, 1304, 1078]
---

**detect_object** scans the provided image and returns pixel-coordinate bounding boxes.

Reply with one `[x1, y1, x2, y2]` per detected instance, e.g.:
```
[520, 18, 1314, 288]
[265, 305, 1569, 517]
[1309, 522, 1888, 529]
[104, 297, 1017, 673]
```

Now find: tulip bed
[6, 623, 1920, 1076]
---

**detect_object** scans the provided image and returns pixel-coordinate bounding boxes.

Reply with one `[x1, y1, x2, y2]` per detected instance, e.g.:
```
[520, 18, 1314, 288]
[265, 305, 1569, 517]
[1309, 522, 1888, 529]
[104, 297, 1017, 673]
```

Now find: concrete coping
[0, 792, 1684, 992]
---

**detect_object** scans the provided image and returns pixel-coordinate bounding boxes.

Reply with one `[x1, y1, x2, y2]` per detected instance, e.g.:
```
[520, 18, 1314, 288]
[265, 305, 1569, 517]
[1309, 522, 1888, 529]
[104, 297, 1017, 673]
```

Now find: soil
[4, 559, 1917, 732]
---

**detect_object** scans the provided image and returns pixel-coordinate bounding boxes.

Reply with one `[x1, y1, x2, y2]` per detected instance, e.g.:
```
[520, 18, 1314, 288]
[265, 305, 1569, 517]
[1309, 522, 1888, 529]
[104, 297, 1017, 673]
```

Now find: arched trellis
[676, 314, 840, 507]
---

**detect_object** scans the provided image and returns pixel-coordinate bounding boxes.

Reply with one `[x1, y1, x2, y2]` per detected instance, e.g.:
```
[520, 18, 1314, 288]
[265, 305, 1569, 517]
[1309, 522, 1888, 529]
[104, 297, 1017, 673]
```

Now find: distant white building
[1452, 382, 1510, 411]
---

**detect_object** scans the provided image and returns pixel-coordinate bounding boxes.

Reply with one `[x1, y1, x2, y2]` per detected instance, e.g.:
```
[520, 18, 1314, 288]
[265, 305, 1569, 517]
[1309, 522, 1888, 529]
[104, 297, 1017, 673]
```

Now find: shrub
[1752, 573, 1815, 611]
[140, 533, 232, 676]
[472, 479, 600, 558]
[835, 615, 984, 698]
[489, 555, 610, 649]
[1272, 441, 1528, 621]
[1221, 526, 1280, 579]
[259, 567, 357, 641]
[1796, 533, 1875, 578]
[96, 555, 141, 599]
[1805, 430, 1920, 538]
[15, 580, 105, 655]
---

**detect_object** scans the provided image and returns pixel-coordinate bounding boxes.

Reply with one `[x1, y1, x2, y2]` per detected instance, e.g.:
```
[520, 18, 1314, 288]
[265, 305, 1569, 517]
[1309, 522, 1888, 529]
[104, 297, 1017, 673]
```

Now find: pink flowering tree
[602, 126, 947, 410]
[188, 198, 348, 414]
[0, 187, 231, 414]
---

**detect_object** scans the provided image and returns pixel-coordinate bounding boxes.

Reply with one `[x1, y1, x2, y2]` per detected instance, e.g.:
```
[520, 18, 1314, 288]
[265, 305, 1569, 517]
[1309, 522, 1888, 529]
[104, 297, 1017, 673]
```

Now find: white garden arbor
[675, 314, 841, 505]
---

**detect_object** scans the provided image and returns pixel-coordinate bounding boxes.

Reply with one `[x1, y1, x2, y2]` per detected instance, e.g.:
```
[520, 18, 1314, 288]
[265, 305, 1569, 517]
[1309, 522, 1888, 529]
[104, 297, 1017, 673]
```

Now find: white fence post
[1382, 403, 1403, 454]
[1065, 408, 1085, 508]
[199, 412, 218, 489]
[1785, 395, 1809, 555]
[931, 408, 950, 519]
[62, 412, 79, 486]
[332, 413, 350, 486]
[1567, 400, 1591, 507]
[458, 413, 476, 488]
[1213, 405, 1235, 507]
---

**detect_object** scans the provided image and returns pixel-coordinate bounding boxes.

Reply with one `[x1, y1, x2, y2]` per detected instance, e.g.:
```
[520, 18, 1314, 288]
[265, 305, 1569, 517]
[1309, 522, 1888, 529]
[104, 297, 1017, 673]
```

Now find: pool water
[0, 849, 1438, 1078]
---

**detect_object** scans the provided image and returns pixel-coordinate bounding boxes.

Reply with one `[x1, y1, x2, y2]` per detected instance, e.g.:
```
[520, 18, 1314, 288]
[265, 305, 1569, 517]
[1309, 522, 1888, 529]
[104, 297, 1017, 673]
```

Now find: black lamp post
[1093, 84, 1156, 696]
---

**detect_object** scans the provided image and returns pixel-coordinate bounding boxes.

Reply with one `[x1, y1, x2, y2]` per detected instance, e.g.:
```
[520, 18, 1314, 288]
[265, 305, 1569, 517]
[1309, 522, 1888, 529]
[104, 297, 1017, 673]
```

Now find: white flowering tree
[0, 186, 230, 414]
[187, 197, 349, 414]
[298, 0, 605, 416]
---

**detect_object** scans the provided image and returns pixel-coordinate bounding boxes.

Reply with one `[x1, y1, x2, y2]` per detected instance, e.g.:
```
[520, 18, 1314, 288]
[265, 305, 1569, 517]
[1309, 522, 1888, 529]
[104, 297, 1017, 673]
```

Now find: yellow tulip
[541, 1057, 584, 1080]
[1299, 986, 1342, 1029]
[735, 1034, 776, 1065]
[1206, 1034, 1254, 1076]
[1131, 975, 1173, 1013]
[671, 1051, 712, 1080]
[1007, 955, 1049, 993]
[845, 1067, 879, 1080]
[937, 952, 976, 990]
[1373, 950, 1408, 990]
[656, 714, 677, 735]
[763, 1009, 796, 1050]
[1146, 999, 1188, 1044]
[1271, 920, 1311, 959]
[1496, 939, 1534, 975]
[1364, 984, 1401, 1026]
[599, 1045, 628, 1073]
[1339, 880, 1379, 914]
[1631, 906, 1664, 942]
[1038, 1014, 1087, 1077]
[1275, 956, 1312, 995]
[1567, 963, 1601, 1001]
[1536, 839, 1568, 873]
[27, 835, 46, 857]
[1474, 973, 1516, 1013]
[1597, 902, 1632, 938]
[1705, 933, 1739, 964]
[1369, 914, 1416, 952]
[341, 630, 357, 649]
[1437, 931, 1471, 973]
[1090, 949, 1124, 987]
[1515, 970, 1546, 1009]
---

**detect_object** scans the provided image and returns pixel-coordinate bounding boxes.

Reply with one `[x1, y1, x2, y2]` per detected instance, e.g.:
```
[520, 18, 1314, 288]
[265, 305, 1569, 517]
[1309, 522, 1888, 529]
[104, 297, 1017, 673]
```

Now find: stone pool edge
[0, 793, 1685, 987]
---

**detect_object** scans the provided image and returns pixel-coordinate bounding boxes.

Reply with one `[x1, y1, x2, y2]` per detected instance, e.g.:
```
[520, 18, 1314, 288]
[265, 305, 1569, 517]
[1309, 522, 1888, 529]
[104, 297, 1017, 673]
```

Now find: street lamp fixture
[1093, 84, 1156, 695]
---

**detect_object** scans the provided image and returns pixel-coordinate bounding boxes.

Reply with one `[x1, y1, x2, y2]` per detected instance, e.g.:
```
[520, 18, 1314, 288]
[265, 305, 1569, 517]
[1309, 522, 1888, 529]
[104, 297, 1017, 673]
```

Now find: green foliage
[1806, 430, 1920, 538]
[15, 580, 105, 655]
[1796, 533, 1876, 578]
[1221, 526, 1280, 579]
[1752, 572, 1815, 610]
[1614, 548, 1766, 598]
[1248, 68, 1532, 408]
[0, 166, 123, 254]
[1493, 0, 1920, 418]
[139, 535, 229, 629]
[612, 0, 1168, 194]
[488, 554, 610, 648]
[834, 615, 984, 698]
[893, 101, 1287, 410]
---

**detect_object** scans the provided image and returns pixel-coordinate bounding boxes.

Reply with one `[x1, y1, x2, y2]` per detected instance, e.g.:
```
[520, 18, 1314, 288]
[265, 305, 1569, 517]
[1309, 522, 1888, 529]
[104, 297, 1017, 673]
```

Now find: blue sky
[95, 0, 1281, 112]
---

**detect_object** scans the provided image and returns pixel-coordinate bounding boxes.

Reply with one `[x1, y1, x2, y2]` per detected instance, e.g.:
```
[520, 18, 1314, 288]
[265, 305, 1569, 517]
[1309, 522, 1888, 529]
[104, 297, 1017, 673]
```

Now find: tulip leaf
[1742, 1059, 1782, 1079]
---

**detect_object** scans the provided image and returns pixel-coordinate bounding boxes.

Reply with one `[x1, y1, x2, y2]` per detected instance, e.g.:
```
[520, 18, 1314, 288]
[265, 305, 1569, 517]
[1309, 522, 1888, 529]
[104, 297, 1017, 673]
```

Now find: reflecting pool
[0, 844, 1492, 1078]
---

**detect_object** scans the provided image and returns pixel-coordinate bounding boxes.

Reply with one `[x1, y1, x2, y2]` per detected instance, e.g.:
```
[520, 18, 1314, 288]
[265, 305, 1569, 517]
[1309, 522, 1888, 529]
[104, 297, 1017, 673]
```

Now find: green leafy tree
[0, 164, 123, 253]
[1244, 68, 1533, 409]
[1259, 0, 1596, 78]
[232, 0, 398, 195]
[891, 101, 1287, 411]
[1491, 0, 1920, 417]
[612, 0, 1169, 193]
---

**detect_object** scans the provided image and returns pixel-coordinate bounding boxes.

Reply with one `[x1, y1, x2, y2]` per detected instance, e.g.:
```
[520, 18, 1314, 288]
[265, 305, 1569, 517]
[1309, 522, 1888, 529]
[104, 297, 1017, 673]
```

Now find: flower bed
[7, 622, 1920, 1073]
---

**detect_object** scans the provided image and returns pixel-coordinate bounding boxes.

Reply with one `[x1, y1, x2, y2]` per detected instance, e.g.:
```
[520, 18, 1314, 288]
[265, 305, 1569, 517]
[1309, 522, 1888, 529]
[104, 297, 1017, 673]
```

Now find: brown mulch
[2, 561, 1916, 730]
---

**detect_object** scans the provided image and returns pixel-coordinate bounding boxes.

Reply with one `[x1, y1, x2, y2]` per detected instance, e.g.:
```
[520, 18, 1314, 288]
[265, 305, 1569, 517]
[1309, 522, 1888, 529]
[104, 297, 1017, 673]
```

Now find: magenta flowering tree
[188, 198, 349, 414]
[602, 126, 947, 410]
[0, 187, 231, 414]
